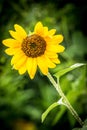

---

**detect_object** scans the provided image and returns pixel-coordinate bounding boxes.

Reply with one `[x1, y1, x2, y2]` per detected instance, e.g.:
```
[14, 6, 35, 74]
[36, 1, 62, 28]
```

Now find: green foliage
[0, 61, 35, 119]
[66, 31, 87, 60]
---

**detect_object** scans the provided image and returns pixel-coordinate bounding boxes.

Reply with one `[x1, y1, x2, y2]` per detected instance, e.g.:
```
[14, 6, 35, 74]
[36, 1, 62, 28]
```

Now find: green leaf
[54, 63, 85, 78]
[41, 102, 59, 123]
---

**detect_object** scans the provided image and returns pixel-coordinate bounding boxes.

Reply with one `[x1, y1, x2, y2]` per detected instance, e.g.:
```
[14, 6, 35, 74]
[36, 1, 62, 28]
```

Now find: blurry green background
[0, 0, 87, 130]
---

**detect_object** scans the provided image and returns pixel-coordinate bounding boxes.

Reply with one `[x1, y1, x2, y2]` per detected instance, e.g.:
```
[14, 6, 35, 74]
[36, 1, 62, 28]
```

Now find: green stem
[47, 72, 83, 126]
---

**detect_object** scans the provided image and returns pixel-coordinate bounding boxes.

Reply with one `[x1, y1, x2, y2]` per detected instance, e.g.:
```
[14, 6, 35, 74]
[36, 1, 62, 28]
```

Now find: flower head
[2, 22, 65, 79]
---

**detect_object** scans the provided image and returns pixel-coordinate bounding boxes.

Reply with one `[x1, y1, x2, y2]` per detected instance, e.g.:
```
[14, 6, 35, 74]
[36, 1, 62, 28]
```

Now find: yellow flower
[2, 22, 65, 79]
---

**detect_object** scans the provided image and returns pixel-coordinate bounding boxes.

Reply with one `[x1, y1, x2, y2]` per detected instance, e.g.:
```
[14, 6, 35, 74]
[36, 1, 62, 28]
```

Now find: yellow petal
[47, 45, 65, 53]
[44, 55, 56, 68]
[9, 30, 23, 42]
[34, 22, 44, 35]
[14, 24, 27, 38]
[26, 57, 32, 71]
[57, 45, 65, 52]
[48, 29, 56, 36]
[2, 39, 21, 47]
[37, 56, 48, 75]
[13, 55, 27, 69]
[50, 58, 60, 64]
[45, 51, 58, 58]
[11, 50, 25, 65]
[26, 58, 37, 79]
[52, 35, 64, 44]
[43, 27, 48, 36]
[30, 58, 37, 79]
[18, 63, 27, 75]
[5, 48, 14, 55]
[5, 48, 20, 55]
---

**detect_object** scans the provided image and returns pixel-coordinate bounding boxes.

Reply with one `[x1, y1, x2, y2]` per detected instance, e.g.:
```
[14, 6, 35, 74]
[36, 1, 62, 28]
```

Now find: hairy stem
[47, 72, 83, 126]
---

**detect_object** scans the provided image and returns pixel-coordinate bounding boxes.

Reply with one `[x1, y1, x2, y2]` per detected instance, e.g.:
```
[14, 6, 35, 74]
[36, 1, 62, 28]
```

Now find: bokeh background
[0, 0, 87, 130]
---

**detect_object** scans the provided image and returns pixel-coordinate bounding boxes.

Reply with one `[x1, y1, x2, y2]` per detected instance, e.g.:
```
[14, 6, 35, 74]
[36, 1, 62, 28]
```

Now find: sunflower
[2, 22, 65, 79]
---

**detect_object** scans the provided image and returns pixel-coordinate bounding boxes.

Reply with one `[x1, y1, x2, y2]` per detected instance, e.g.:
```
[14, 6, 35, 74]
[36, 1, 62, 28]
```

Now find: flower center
[21, 34, 46, 58]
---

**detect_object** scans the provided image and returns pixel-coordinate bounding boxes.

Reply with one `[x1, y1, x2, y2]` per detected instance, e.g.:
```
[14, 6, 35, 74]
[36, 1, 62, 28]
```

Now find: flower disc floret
[21, 34, 46, 58]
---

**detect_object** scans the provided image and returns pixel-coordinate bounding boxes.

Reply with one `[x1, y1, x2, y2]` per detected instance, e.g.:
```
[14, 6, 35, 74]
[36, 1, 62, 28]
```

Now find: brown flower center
[21, 34, 46, 58]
